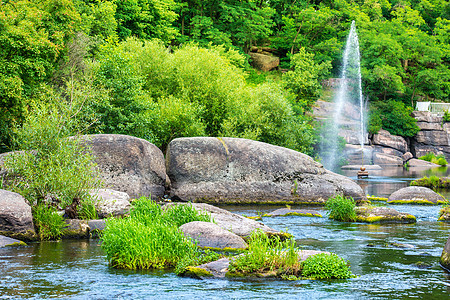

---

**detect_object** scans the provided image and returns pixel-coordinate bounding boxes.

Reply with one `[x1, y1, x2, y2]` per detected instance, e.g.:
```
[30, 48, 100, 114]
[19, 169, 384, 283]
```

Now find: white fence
[416, 102, 450, 113]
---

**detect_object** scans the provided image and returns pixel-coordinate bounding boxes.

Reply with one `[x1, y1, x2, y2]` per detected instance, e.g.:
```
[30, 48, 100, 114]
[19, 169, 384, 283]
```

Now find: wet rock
[388, 186, 447, 204]
[388, 242, 415, 249]
[438, 207, 450, 222]
[373, 153, 403, 166]
[164, 203, 288, 239]
[0, 235, 26, 247]
[63, 219, 89, 239]
[407, 158, 440, 168]
[88, 219, 106, 238]
[167, 137, 366, 205]
[0, 190, 35, 238]
[249, 52, 279, 72]
[90, 189, 131, 218]
[355, 206, 416, 223]
[372, 129, 408, 153]
[180, 221, 248, 250]
[80, 134, 166, 199]
[440, 234, 450, 271]
[414, 261, 432, 269]
[183, 250, 329, 279]
[264, 208, 322, 218]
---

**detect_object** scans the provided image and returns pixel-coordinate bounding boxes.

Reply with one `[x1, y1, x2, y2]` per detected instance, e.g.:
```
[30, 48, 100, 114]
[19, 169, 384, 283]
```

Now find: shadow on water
[1, 166, 450, 299]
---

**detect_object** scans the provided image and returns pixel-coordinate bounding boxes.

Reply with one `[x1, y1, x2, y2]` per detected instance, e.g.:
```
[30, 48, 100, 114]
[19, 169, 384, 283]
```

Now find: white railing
[416, 102, 450, 113]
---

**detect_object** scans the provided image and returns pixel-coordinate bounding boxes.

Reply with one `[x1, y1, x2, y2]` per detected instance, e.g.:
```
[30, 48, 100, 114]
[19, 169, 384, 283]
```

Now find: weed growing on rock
[101, 197, 214, 270]
[301, 253, 355, 279]
[419, 152, 448, 166]
[228, 230, 301, 276]
[411, 176, 450, 189]
[326, 195, 356, 222]
[32, 203, 65, 240]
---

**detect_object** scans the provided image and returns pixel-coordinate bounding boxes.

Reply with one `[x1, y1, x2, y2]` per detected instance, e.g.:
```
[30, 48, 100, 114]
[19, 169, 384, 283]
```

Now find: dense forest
[1, 0, 449, 156]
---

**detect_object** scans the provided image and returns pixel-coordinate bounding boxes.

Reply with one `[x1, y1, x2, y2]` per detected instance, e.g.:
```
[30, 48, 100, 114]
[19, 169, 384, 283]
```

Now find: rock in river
[180, 221, 248, 250]
[388, 186, 447, 204]
[166, 137, 365, 204]
[441, 235, 450, 271]
[264, 208, 322, 218]
[355, 206, 416, 224]
[164, 203, 288, 239]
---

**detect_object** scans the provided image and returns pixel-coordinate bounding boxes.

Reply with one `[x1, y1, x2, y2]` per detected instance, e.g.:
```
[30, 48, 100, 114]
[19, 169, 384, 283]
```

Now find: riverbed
[1, 166, 450, 299]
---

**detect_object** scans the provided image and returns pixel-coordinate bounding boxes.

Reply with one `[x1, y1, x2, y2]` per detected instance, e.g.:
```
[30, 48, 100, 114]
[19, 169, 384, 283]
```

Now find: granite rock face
[372, 129, 408, 153]
[81, 134, 166, 199]
[166, 137, 366, 204]
[0, 190, 34, 235]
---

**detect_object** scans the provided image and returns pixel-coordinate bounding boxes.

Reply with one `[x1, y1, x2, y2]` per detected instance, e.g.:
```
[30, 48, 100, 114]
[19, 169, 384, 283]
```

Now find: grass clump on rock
[418, 152, 448, 166]
[101, 197, 213, 270]
[410, 176, 450, 189]
[227, 230, 355, 280]
[326, 195, 356, 222]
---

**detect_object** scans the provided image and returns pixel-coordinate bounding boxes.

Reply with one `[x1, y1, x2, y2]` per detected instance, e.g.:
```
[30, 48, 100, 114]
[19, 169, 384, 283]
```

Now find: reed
[326, 195, 356, 222]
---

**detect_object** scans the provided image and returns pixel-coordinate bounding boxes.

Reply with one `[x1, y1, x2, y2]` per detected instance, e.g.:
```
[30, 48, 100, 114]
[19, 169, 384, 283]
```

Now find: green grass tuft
[326, 195, 356, 222]
[32, 203, 65, 240]
[301, 253, 356, 279]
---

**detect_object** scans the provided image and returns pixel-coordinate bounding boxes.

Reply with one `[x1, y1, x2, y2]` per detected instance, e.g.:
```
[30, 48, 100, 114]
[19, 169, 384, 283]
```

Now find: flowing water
[1, 167, 450, 299]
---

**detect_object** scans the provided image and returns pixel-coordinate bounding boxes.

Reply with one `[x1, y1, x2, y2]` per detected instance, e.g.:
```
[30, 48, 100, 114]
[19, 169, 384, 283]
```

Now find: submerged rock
[164, 203, 288, 239]
[440, 234, 450, 271]
[166, 137, 365, 205]
[0, 235, 26, 247]
[80, 134, 166, 199]
[388, 186, 447, 205]
[180, 221, 248, 250]
[0, 189, 35, 239]
[264, 208, 322, 218]
[90, 189, 131, 218]
[183, 250, 329, 279]
[355, 206, 416, 223]
[438, 207, 450, 222]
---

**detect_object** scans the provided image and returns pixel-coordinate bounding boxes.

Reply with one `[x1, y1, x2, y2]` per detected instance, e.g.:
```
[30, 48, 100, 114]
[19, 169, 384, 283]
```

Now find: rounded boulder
[0, 189, 35, 235]
[180, 221, 248, 250]
[388, 186, 447, 204]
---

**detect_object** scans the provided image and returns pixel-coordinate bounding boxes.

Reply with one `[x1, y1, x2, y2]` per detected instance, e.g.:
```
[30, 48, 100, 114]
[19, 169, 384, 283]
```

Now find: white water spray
[320, 20, 366, 171]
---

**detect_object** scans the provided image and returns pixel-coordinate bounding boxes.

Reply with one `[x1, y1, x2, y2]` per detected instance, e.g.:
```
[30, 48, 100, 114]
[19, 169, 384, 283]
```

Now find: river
[1, 166, 450, 299]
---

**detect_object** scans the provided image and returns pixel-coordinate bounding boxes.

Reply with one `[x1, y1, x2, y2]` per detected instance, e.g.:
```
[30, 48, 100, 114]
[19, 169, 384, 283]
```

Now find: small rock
[63, 219, 89, 238]
[414, 261, 432, 269]
[265, 208, 322, 218]
[388, 186, 447, 205]
[402, 152, 414, 162]
[0, 235, 26, 247]
[388, 242, 415, 249]
[355, 206, 416, 224]
[407, 158, 440, 168]
[180, 221, 248, 250]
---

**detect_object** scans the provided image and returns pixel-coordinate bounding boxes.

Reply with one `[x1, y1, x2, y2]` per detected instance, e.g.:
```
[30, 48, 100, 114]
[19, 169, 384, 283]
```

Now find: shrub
[418, 152, 448, 166]
[32, 203, 65, 241]
[3, 101, 101, 214]
[301, 253, 355, 279]
[326, 195, 357, 222]
[368, 100, 419, 137]
[410, 176, 450, 189]
[163, 203, 212, 227]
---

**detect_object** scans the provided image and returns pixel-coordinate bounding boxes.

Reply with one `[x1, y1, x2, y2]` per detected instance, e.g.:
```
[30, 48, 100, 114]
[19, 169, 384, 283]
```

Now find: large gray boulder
[407, 158, 440, 168]
[0, 190, 35, 237]
[415, 131, 449, 146]
[166, 137, 365, 204]
[164, 203, 287, 239]
[372, 129, 408, 153]
[388, 186, 447, 204]
[373, 153, 403, 166]
[81, 134, 166, 199]
[90, 189, 131, 218]
[180, 221, 248, 250]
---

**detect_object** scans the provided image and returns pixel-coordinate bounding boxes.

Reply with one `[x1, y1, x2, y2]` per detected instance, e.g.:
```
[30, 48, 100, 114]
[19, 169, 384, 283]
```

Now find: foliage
[228, 230, 301, 276]
[410, 176, 450, 189]
[301, 253, 355, 280]
[418, 152, 448, 166]
[444, 111, 450, 123]
[101, 197, 214, 270]
[32, 203, 65, 241]
[2, 93, 101, 216]
[326, 195, 357, 222]
[174, 249, 221, 275]
[368, 100, 420, 137]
